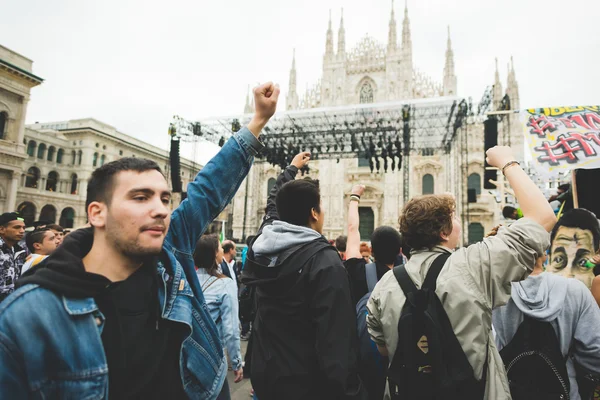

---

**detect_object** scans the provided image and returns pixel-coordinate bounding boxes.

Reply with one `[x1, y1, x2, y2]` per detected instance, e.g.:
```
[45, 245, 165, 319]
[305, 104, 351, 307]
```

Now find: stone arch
[93, 152, 98, 167]
[47, 146, 56, 162]
[17, 201, 36, 226]
[78, 150, 83, 165]
[0, 111, 7, 140]
[56, 148, 64, 164]
[27, 140, 37, 157]
[37, 143, 46, 159]
[25, 167, 40, 188]
[59, 207, 76, 229]
[70, 173, 78, 195]
[100, 154, 106, 166]
[46, 171, 59, 192]
[39, 204, 57, 223]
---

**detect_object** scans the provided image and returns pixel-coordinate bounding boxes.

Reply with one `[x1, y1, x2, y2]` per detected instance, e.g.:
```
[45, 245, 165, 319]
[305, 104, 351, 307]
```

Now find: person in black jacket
[242, 152, 366, 400]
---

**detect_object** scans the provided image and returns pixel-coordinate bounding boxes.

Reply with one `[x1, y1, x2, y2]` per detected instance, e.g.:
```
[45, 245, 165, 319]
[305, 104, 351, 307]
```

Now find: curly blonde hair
[399, 194, 456, 250]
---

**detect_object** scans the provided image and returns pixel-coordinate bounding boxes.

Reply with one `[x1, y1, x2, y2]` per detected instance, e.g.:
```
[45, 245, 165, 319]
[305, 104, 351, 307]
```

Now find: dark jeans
[216, 378, 231, 400]
[241, 322, 251, 335]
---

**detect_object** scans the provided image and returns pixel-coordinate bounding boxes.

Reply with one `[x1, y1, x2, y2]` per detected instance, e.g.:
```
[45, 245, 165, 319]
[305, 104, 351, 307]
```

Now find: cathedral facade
[233, 4, 522, 245]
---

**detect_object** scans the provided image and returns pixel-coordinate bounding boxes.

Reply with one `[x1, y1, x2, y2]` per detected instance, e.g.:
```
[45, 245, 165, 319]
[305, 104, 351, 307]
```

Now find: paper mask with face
[548, 209, 600, 289]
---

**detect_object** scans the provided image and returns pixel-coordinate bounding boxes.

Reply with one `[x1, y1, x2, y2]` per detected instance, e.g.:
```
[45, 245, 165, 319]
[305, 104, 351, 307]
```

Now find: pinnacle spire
[286, 50, 299, 110]
[338, 8, 346, 55]
[388, 0, 398, 51]
[325, 9, 334, 59]
[493, 57, 504, 110]
[443, 25, 456, 96]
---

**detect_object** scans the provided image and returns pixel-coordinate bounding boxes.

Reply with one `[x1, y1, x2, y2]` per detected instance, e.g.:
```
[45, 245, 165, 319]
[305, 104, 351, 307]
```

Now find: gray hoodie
[493, 272, 600, 400]
[252, 220, 322, 266]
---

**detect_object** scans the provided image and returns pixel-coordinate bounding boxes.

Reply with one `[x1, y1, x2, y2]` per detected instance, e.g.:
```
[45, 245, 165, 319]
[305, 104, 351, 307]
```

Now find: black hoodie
[18, 228, 186, 399]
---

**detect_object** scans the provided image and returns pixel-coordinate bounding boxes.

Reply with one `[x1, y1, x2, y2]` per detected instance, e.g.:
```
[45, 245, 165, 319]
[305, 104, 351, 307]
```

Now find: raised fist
[254, 82, 280, 122]
[485, 146, 516, 169]
[291, 152, 311, 169]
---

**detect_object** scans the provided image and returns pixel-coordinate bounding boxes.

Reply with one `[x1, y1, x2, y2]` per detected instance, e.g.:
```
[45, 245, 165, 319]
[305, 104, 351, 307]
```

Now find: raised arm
[263, 152, 310, 222]
[486, 146, 557, 232]
[166, 82, 280, 253]
[346, 184, 365, 260]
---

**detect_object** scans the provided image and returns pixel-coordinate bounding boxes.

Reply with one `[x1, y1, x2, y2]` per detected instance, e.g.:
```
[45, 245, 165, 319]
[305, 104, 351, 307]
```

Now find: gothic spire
[338, 8, 345, 55]
[506, 56, 520, 109]
[493, 57, 504, 110]
[286, 50, 299, 110]
[325, 9, 334, 60]
[244, 85, 253, 114]
[443, 26, 457, 96]
[401, 0, 412, 65]
[388, 0, 397, 51]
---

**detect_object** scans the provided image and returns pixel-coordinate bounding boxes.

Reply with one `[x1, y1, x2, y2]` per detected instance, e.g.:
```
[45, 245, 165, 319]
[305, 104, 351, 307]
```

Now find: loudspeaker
[483, 117, 498, 189]
[170, 138, 182, 193]
[468, 188, 477, 203]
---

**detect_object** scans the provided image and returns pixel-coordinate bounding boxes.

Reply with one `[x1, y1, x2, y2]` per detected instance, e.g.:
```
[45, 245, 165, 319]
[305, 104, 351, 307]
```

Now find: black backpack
[499, 316, 570, 400]
[356, 263, 389, 400]
[388, 253, 485, 400]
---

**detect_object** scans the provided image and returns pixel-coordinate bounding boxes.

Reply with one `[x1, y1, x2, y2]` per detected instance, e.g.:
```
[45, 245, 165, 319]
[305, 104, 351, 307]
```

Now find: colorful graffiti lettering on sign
[521, 106, 600, 174]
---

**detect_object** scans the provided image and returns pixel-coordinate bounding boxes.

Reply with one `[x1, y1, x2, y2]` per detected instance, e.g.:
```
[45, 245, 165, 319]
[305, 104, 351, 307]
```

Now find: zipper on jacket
[506, 350, 570, 400]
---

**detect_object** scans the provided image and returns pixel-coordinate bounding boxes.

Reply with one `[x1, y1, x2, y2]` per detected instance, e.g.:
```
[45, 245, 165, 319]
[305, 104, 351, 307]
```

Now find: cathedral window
[468, 223, 484, 245]
[359, 82, 374, 104]
[468, 173, 481, 195]
[0, 112, 7, 139]
[422, 174, 434, 195]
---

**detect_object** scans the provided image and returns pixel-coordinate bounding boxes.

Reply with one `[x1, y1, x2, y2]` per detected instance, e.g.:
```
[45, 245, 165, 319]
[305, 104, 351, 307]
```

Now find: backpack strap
[422, 253, 451, 291]
[393, 264, 418, 295]
[365, 262, 378, 292]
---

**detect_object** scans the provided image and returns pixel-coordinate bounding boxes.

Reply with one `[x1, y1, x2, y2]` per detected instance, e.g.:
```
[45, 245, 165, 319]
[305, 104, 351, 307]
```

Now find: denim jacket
[0, 127, 263, 399]
[197, 269, 242, 371]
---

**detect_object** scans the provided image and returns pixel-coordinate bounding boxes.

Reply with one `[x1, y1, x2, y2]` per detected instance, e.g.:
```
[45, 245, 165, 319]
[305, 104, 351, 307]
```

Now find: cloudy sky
[2, 0, 599, 163]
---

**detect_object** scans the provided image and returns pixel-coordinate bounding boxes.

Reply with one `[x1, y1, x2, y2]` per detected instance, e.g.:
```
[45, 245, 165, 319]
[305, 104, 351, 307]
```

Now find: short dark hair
[45, 224, 64, 232]
[26, 228, 51, 253]
[551, 208, 600, 253]
[0, 212, 22, 227]
[276, 179, 321, 227]
[193, 234, 220, 277]
[86, 158, 163, 211]
[222, 240, 235, 254]
[335, 235, 347, 252]
[399, 194, 456, 250]
[502, 206, 517, 219]
[371, 226, 402, 265]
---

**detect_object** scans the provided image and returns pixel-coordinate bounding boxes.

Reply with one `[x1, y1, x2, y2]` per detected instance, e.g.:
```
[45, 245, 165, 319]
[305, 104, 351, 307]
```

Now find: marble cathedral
[232, 4, 522, 245]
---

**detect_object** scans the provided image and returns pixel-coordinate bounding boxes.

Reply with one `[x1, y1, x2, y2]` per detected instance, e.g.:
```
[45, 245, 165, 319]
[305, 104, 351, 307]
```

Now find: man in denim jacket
[0, 82, 280, 399]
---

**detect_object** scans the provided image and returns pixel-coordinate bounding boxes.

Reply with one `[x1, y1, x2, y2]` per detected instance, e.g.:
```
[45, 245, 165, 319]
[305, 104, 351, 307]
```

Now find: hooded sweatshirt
[251, 220, 323, 263]
[17, 227, 186, 399]
[492, 272, 600, 400]
[243, 220, 366, 400]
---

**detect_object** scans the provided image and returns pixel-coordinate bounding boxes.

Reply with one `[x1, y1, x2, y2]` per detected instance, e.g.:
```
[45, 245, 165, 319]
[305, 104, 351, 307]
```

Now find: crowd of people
[0, 83, 599, 400]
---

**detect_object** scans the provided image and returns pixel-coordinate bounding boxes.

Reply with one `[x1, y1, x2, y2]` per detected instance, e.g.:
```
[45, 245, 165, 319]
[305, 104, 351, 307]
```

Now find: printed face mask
[548, 226, 596, 289]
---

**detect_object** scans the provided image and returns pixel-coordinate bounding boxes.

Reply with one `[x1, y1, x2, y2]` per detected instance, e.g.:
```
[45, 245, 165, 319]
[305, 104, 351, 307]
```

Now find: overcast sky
[2, 0, 599, 164]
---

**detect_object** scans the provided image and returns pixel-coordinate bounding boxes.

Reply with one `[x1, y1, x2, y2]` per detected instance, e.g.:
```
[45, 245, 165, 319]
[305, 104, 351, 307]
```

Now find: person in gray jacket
[367, 146, 557, 399]
[493, 253, 600, 400]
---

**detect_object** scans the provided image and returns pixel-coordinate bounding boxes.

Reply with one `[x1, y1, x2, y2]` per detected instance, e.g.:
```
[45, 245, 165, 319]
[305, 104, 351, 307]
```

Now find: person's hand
[591, 254, 600, 265]
[248, 82, 280, 136]
[485, 146, 516, 169]
[351, 184, 365, 197]
[291, 152, 311, 169]
[485, 224, 502, 237]
[234, 368, 244, 383]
